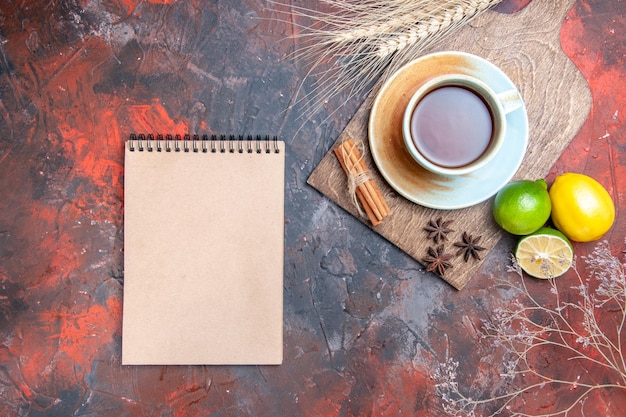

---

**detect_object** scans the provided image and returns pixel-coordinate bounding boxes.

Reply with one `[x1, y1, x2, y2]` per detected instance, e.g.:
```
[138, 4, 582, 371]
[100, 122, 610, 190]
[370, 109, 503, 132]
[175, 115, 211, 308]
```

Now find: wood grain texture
[307, 0, 591, 289]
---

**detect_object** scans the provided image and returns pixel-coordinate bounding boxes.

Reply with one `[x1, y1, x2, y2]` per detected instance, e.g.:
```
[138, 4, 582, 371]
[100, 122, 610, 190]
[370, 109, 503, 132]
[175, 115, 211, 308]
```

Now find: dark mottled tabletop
[0, 0, 624, 416]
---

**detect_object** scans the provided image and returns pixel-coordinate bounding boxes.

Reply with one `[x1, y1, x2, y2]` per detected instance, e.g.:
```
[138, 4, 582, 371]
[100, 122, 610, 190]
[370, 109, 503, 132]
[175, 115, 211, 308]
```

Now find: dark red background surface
[0, 0, 624, 416]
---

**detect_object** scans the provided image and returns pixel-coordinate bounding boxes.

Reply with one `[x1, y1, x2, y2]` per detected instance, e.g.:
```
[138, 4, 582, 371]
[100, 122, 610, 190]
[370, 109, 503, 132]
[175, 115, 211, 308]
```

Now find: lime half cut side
[515, 227, 574, 279]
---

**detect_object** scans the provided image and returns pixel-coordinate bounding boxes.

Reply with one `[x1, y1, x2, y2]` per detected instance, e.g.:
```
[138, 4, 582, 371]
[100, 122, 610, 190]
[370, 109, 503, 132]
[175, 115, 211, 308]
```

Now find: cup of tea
[402, 73, 523, 176]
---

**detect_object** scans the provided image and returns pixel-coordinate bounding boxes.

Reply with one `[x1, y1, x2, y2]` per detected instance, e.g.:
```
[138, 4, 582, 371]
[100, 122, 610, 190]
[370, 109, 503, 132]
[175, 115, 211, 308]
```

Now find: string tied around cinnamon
[333, 138, 390, 226]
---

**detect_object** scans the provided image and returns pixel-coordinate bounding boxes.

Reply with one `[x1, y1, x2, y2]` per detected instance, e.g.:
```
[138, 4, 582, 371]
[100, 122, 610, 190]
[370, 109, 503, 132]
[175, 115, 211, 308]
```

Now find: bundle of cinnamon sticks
[333, 138, 390, 226]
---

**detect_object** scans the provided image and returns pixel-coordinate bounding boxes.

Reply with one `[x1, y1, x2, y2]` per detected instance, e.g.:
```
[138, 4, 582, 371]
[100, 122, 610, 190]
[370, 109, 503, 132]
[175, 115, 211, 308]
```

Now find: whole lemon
[549, 172, 615, 242]
[493, 179, 552, 235]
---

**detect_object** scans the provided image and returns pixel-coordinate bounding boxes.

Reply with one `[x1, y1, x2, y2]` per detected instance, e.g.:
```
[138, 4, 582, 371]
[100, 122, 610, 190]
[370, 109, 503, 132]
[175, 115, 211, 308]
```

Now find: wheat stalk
[270, 0, 502, 119]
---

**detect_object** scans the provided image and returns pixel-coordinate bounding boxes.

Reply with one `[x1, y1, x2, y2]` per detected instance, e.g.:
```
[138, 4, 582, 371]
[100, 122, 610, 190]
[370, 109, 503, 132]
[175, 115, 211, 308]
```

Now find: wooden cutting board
[307, 0, 591, 290]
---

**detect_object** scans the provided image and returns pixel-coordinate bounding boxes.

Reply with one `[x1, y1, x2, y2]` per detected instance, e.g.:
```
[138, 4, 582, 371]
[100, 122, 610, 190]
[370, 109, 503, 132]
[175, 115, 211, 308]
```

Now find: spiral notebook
[122, 134, 285, 365]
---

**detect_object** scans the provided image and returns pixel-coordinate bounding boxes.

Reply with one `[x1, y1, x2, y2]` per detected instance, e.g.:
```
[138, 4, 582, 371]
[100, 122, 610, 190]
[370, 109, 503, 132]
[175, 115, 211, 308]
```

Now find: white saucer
[368, 51, 529, 210]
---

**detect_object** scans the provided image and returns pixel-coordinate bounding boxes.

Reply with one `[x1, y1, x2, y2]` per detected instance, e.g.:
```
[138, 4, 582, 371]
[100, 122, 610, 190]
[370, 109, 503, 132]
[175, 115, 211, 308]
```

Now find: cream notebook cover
[122, 135, 284, 365]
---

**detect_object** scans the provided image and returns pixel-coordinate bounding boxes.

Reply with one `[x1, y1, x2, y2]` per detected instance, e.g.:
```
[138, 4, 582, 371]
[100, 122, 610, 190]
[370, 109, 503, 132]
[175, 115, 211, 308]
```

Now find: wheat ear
[269, 0, 502, 120]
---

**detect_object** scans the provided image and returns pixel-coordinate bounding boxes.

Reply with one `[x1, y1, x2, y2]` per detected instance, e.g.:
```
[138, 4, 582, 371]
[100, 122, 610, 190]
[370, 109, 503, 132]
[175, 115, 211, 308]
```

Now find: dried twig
[434, 240, 626, 416]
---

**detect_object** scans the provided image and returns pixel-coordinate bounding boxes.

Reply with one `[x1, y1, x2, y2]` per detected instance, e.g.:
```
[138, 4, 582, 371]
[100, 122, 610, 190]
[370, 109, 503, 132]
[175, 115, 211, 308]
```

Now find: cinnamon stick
[334, 146, 381, 225]
[333, 138, 390, 226]
[342, 139, 390, 217]
[341, 141, 383, 221]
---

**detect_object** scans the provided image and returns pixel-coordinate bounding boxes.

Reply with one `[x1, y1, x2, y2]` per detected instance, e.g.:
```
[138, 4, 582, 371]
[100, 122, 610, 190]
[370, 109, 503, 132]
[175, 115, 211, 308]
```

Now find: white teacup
[402, 74, 523, 176]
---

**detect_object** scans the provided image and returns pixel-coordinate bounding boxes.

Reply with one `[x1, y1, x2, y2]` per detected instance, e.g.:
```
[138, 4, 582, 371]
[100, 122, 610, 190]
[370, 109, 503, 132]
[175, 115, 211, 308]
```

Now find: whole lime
[493, 179, 552, 235]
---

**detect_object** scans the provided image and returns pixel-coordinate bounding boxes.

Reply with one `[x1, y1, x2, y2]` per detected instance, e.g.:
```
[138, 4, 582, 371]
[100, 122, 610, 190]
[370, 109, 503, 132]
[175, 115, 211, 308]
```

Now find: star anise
[454, 232, 486, 262]
[424, 217, 454, 243]
[422, 245, 454, 276]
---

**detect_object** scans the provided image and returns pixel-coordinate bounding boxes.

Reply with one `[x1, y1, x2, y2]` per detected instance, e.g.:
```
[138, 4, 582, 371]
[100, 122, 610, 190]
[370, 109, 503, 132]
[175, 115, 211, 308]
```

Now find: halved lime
[515, 227, 573, 279]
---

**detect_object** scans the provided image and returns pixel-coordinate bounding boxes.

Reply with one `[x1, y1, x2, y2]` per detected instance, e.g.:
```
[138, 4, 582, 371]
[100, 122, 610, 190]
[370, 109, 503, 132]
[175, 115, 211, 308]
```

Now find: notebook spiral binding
[128, 134, 281, 154]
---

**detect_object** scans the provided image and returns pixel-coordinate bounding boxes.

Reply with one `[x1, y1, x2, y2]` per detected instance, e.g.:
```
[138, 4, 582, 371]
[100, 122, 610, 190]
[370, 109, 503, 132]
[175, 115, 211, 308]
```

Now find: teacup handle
[497, 89, 524, 114]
